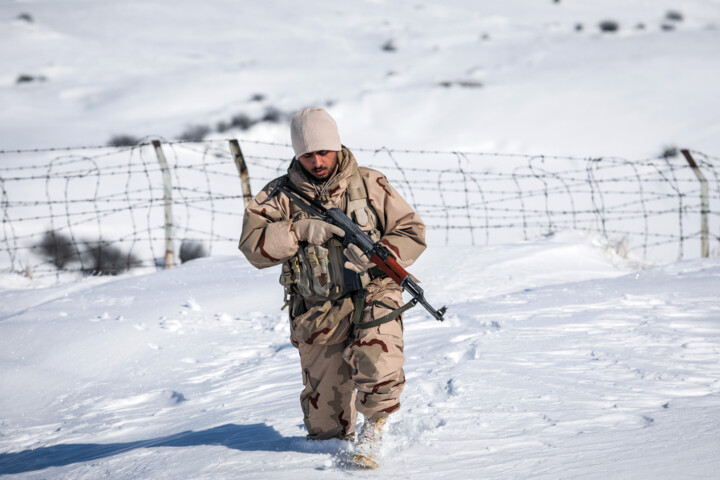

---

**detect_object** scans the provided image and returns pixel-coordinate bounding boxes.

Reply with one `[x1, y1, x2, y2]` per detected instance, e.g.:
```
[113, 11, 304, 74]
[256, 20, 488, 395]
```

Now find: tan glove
[343, 243, 375, 273]
[292, 218, 345, 245]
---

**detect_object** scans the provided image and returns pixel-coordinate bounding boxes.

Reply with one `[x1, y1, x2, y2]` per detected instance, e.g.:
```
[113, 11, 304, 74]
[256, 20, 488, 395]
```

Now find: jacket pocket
[289, 295, 355, 346]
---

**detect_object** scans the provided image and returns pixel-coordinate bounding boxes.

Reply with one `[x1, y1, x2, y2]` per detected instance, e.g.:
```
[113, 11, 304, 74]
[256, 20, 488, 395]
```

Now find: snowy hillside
[2, 0, 720, 157]
[2, 0, 720, 478]
[1, 233, 719, 478]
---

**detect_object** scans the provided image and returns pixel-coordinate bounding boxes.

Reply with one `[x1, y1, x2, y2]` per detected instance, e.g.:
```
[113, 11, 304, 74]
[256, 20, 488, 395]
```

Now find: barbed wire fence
[0, 139, 717, 280]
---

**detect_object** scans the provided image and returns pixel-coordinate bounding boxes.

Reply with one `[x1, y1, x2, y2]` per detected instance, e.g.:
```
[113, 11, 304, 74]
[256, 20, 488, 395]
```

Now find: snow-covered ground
[2, 0, 720, 478]
[1, 232, 719, 478]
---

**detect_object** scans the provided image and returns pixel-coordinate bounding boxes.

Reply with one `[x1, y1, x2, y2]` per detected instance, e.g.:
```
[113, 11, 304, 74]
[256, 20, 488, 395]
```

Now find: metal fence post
[152, 140, 175, 268]
[228, 139, 253, 208]
[681, 149, 709, 258]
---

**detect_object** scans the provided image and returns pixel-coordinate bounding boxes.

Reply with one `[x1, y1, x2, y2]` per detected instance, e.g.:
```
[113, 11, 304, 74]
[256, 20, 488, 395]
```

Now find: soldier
[238, 107, 426, 468]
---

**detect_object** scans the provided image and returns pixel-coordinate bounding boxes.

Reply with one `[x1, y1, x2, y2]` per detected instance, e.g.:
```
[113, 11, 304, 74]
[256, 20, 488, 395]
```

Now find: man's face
[298, 150, 339, 181]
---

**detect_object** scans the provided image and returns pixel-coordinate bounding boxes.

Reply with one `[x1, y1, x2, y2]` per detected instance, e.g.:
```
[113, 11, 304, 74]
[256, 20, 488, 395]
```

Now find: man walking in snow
[239, 107, 426, 467]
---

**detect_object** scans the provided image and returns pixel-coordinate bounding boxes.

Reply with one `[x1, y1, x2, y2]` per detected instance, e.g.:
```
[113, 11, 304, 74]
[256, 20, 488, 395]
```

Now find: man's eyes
[302, 151, 329, 158]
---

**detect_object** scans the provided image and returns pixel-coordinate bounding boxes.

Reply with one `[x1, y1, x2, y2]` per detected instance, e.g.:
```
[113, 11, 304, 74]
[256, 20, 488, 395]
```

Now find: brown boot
[349, 414, 388, 469]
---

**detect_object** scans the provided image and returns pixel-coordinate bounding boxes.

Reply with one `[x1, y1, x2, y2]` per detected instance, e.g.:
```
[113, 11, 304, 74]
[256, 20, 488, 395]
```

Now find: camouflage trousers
[290, 277, 406, 440]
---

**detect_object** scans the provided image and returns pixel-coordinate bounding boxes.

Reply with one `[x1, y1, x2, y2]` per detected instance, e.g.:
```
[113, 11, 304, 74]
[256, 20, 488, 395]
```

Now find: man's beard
[304, 162, 338, 183]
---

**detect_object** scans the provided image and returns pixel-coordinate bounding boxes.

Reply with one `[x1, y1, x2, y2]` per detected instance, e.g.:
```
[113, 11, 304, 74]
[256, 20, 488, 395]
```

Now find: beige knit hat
[290, 107, 342, 158]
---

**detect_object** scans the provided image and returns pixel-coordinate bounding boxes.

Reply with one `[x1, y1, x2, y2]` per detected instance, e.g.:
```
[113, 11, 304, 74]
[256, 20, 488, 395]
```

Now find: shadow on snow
[0, 423, 322, 475]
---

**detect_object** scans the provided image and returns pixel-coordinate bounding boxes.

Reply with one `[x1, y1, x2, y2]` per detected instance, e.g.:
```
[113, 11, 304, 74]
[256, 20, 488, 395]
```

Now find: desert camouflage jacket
[238, 147, 426, 273]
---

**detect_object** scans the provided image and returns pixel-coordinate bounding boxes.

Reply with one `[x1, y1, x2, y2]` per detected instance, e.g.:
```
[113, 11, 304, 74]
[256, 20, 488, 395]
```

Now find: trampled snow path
[1, 232, 719, 478]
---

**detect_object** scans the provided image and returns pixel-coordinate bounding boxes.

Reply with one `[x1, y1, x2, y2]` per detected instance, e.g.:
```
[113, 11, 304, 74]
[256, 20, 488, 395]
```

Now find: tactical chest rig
[280, 166, 381, 303]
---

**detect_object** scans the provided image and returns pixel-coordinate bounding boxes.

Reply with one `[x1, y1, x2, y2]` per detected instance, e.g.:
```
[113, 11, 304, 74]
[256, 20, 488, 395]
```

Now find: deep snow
[2, 0, 720, 478]
[1, 232, 719, 478]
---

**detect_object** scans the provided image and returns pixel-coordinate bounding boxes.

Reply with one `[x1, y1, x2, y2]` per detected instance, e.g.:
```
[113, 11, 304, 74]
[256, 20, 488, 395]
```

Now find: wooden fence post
[228, 139, 253, 208]
[152, 140, 175, 268]
[681, 149, 709, 258]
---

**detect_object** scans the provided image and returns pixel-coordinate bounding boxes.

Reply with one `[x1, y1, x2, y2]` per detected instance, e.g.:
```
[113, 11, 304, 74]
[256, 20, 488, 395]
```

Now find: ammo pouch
[280, 237, 362, 302]
[280, 164, 380, 303]
[280, 164, 389, 344]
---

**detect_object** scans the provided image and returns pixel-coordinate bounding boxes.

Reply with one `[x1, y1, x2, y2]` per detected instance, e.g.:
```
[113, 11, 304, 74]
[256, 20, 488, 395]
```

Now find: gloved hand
[292, 218, 345, 245]
[344, 243, 375, 273]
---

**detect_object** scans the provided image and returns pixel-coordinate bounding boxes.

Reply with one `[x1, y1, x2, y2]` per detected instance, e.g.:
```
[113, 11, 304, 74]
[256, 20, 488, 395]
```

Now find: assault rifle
[271, 175, 447, 322]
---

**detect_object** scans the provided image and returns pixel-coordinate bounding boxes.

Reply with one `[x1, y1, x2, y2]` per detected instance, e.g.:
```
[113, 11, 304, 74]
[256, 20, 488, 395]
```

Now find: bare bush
[35, 230, 141, 275]
[179, 125, 211, 142]
[36, 231, 79, 269]
[217, 107, 287, 134]
[661, 146, 679, 159]
[16, 74, 46, 84]
[599, 20, 619, 33]
[229, 113, 254, 131]
[82, 242, 141, 276]
[108, 134, 140, 147]
[665, 10, 684, 22]
[262, 107, 283, 123]
[381, 39, 397, 52]
[438, 80, 483, 89]
[179, 240, 208, 263]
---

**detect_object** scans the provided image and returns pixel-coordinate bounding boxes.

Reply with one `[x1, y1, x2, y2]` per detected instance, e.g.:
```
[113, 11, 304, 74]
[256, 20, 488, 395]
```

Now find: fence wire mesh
[1, 140, 718, 279]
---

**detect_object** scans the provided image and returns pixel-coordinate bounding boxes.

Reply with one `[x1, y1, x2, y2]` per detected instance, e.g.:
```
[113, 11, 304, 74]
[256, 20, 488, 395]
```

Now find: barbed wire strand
[1, 140, 718, 278]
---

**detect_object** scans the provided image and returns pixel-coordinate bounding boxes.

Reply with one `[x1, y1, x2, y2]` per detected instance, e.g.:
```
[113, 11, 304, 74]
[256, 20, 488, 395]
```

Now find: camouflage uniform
[239, 147, 426, 440]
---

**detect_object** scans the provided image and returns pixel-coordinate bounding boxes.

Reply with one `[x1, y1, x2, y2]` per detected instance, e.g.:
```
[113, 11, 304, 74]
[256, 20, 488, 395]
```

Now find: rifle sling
[351, 290, 416, 329]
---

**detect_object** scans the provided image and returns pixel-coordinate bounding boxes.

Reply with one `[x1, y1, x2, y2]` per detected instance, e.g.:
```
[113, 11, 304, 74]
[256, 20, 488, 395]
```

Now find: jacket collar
[287, 146, 357, 206]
